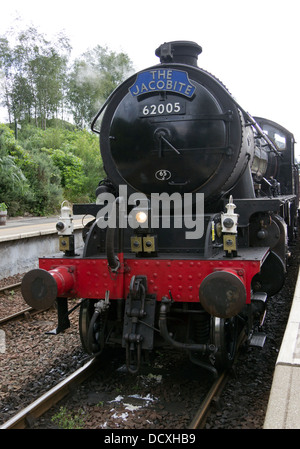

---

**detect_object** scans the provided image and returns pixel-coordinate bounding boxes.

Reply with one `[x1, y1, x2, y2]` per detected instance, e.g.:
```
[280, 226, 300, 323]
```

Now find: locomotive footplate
[122, 276, 156, 373]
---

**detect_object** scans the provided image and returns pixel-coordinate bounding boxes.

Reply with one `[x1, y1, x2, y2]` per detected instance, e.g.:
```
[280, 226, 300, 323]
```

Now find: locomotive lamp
[221, 195, 239, 257]
[56, 201, 75, 256]
[135, 211, 148, 225]
[129, 201, 150, 230]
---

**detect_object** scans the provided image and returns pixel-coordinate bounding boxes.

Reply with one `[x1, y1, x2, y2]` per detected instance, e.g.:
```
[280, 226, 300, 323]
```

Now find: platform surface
[0, 216, 85, 242]
[264, 267, 300, 429]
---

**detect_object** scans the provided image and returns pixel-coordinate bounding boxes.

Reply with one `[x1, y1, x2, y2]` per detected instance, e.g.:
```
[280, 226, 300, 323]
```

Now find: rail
[188, 329, 247, 428]
[0, 358, 98, 429]
[0, 307, 33, 324]
[0, 282, 21, 292]
[188, 370, 229, 428]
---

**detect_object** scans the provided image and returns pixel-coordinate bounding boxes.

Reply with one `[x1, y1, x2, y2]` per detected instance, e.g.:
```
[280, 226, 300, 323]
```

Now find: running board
[249, 332, 266, 348]
[252, 292, 267, 304]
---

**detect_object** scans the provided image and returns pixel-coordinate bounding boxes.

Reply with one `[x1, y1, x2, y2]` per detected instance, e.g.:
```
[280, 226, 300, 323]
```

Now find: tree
[67, 45, 134, 128]
[0, 36, 13, 123]
[0, 26, 71, 128]
[30, 49, 68, 128]
[0, 26, 133, 130]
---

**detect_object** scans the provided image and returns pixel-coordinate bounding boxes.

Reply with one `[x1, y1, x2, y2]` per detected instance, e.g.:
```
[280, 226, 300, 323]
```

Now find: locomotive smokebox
[99, 40, 254, 201]
[21, 266, 75, 310]
[199, 270, 246, 318]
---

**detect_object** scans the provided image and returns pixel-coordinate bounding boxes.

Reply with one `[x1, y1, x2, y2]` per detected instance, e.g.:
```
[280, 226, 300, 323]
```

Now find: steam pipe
[159, 299, 218, 376]
[159, 299, 207, 352]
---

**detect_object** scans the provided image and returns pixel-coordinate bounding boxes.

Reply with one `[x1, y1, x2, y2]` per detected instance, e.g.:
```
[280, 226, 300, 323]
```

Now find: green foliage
[0, 26, 71, 128]
[0, 123, 63, 215]
[0, 122, 104, 216]
[49, 149, 85, 200]
[22, 150, 63, 215]
[0, 27, 129, 215]
[0, 202, 7, 211]
[60, 128, 105, 198]
[0, 124, 27, 160]
[19, 124, 104, 202]
[67, 45, 134, 128]
[0, 124, 33, 214]
[51, 406, 85, 429]
[0, 26, 133, 130]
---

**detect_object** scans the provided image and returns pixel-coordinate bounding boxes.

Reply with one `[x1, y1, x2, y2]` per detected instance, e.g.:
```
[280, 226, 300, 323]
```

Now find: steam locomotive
[21, 41, 299, 375]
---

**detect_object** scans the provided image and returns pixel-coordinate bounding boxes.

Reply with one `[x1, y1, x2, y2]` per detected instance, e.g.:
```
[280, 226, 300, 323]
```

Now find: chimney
[155, 41, 202, 67]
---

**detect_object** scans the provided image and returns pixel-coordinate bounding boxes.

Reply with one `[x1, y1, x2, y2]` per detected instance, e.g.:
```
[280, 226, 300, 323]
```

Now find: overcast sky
[1, 0, 299, 157]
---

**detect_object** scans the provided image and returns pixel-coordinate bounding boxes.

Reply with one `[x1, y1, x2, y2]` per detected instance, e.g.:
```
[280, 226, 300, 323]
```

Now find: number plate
[140, 101, 186, 117]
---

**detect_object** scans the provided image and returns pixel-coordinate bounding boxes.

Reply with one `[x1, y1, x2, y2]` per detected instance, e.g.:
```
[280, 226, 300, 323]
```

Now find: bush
[0, 126, 34, 215]
[19, 125, 105, 202]
[0, 124, 63, 215]
[49, 149, 85, 201]
[60, 129, 105, 199]
[0, 122, 105, 214]
[22, 150, 63, 215]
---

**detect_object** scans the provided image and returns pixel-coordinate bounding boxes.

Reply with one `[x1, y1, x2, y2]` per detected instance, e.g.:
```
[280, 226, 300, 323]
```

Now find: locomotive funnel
[199, 271, 246, 318]
[21, 266, 75, 310]
[155, 41, 202, 66]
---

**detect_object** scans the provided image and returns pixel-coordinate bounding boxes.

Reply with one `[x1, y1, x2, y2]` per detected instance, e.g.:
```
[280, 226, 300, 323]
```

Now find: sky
[0, 0, 299, 157]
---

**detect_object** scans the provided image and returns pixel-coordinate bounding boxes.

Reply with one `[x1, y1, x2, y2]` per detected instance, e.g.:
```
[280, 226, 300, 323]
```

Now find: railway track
[0, 322, 247, 429]
[0, 307, 34, 324]
[0, 276, 248, 430]
[188, 370, 229, 428]
[1, 356, 227, 430]
[0, 281, 50, 324]
[0, 357, 98, 429]
[0, 281, 26, 324]
[189, 329, 247, 429]
[0, 281, 21, 293]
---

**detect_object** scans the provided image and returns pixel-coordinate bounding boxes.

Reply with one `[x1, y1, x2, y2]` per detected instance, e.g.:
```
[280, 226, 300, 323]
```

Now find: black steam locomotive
[22, 41, 299, 375]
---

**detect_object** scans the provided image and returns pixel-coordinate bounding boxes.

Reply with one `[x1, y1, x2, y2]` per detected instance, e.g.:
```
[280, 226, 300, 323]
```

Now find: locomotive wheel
[210, 316, 238, 370]
[79, 299, 95, 354]
[79, 299, 107, 356]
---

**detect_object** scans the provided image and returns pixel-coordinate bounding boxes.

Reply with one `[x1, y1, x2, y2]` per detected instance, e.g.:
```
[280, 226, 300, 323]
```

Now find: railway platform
[0, 215, 85, 279]
[0, 215, 84, 242]
[264, 267, 300, 429]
